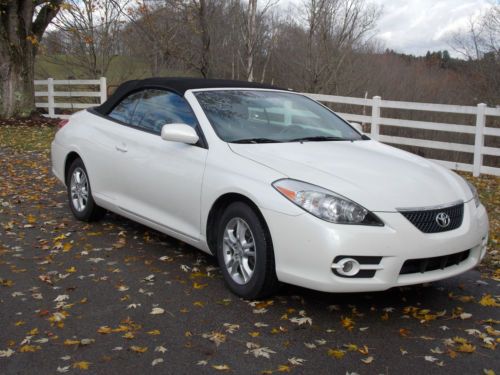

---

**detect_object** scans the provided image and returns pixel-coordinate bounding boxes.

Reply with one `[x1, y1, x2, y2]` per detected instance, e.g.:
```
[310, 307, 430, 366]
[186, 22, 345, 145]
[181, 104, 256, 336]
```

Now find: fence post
[47, 78, 55, 118]
[472, 103, 486, 177]
[371, 96, 381, 140]
[99, 77, 107, 103]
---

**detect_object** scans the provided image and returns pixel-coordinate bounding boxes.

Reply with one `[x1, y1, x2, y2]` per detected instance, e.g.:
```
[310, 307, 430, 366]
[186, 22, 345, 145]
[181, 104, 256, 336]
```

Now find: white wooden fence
[304, 94, 500, 177]
[35, 77, 107, 120]
[33, 78, 499, 177]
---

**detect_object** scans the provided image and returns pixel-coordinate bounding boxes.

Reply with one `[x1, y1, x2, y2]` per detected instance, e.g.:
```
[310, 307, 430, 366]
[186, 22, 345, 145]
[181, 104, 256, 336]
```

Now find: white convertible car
[51, 77, 489, 298]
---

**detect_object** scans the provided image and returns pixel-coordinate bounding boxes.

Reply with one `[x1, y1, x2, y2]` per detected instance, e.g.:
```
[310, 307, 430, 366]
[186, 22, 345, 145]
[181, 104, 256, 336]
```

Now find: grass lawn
[0, 119, 498, 269]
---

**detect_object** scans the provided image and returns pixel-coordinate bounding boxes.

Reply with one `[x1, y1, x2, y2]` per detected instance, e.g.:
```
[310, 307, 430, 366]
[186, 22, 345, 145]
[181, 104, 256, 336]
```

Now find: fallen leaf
[361, 356, 374, 364]
[152, 358, 164, 366]
[72, 361, 91, 370]
[130, 346, 148, 353]
[212, 364, 230, 371]
[150, 307, 165, 315]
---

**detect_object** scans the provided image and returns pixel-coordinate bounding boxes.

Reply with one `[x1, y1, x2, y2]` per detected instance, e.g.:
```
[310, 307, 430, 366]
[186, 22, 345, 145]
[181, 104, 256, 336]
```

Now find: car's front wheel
[217, 202, 279, 299]
[66, 158, 105, 222]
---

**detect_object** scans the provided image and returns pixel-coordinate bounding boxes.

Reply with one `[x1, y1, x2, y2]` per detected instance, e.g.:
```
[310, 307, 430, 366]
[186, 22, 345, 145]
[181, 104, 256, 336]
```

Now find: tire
[216, 202, 280, 299]
[66, 158, 105, 222]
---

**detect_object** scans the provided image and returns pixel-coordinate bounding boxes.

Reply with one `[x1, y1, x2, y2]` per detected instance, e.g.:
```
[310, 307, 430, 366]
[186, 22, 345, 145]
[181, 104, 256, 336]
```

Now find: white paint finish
[51, 88, 490, 293]
[371, 96, 381, 140]
[47, 78, 55, 118]
[261, 200, 488, 292]
[302, 92, 500, 177]
[229, 140, 472, 211]
[473, 103, 486, 177]
[160, 124, 199, 144]
[35, 78, 107, 118]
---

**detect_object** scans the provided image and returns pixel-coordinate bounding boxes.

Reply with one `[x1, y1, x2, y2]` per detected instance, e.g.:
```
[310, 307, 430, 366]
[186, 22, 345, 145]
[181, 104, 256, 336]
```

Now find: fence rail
[34, 77, 107, 119]
[33, 78, 499, 177]
[304, 93, 500, 177]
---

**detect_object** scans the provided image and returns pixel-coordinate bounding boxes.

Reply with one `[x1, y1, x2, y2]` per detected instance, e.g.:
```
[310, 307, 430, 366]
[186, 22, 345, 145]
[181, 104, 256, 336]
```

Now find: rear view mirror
[161, 124, 199, 145]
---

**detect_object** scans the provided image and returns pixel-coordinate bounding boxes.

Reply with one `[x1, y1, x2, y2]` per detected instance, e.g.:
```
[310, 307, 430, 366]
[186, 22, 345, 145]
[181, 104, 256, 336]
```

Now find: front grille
[399, 202, 464, 233]
[399, 250, 470, 275]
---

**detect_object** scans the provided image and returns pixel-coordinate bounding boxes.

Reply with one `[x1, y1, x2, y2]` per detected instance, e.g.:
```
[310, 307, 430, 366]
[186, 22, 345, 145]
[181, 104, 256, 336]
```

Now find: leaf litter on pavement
[0, 119, 499, 374]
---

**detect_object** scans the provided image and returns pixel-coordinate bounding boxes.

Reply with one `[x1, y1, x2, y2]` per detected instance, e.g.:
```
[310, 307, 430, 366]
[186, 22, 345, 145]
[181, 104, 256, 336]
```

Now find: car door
[109, 89, 208, 241]
[84, 90, 143, 204]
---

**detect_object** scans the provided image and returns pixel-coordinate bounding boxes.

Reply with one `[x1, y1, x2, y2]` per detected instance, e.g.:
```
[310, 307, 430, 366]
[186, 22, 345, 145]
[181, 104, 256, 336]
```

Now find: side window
[130, 89, 198, 134]
[108, 91, 143, 124]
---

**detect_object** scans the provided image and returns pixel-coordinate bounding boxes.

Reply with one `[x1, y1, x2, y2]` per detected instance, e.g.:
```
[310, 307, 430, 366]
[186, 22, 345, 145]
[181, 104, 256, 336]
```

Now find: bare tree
[300, 0, 380, 93]
[241, 0, 276, 81]
[451, 4, 500, 105]
[0, 0, 63, 118]
[49, 0, 126, 78]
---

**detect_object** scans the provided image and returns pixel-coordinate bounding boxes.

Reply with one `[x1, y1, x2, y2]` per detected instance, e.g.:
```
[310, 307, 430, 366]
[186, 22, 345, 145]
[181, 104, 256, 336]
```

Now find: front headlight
[464, 179, 480, 207]
[272, 179, 383, 225]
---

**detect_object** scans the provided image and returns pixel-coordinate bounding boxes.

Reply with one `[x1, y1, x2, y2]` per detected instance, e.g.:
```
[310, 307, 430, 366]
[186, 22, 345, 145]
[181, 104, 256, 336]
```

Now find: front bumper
[262, 200, 489, 293]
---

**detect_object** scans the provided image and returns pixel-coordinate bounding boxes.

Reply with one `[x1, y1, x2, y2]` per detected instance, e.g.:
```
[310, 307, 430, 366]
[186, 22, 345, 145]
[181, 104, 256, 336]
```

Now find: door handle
[115, 145, 128, 153]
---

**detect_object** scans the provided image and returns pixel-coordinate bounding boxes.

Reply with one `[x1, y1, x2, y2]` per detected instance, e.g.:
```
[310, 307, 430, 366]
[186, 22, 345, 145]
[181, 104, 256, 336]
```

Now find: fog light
[334, 258, 360, 276]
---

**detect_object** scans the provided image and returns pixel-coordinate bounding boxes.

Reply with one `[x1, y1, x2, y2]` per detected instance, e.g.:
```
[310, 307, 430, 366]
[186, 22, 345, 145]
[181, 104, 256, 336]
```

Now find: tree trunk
[0, 45, 36, 118]
[245, 0, 257, 82]
[198, 0, 212, 78]
[0, 0, 63, 119]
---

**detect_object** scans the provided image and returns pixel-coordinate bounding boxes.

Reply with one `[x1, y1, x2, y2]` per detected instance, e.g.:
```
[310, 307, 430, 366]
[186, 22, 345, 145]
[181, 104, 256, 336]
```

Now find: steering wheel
[278, 124, 303, 135]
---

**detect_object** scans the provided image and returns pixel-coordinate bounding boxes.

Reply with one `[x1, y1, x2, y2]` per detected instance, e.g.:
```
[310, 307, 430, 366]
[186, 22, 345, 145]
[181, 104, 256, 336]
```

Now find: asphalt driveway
[0, 147, 499, 375]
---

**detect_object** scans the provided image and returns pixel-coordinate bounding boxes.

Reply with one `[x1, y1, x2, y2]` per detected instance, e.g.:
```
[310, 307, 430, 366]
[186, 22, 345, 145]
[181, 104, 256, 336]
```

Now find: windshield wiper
[288, 136, 348, 142]
[231, 138, 283, 144]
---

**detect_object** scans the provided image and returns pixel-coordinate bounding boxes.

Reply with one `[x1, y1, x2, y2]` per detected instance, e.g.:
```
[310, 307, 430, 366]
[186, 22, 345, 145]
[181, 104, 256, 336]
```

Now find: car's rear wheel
[216, 202, 279, 299]
[67, 158, 105, 222]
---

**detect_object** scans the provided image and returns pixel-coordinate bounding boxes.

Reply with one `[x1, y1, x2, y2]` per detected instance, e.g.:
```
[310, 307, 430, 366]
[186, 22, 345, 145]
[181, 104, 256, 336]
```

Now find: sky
[283, 0, 497, 57]
[370, 0, 496, 56]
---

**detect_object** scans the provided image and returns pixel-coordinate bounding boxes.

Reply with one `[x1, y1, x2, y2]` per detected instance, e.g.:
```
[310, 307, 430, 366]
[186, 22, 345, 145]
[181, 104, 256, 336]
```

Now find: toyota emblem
[435, 212, 451, 228]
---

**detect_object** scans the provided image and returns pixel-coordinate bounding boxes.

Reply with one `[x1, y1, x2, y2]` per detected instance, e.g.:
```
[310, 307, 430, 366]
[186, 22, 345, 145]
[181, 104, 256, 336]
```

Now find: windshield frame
[190, 88, 363, 144]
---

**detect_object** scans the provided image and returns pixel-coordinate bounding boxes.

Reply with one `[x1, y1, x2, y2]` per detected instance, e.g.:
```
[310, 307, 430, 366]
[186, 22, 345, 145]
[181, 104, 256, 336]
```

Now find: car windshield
[194, 90, 363, 143]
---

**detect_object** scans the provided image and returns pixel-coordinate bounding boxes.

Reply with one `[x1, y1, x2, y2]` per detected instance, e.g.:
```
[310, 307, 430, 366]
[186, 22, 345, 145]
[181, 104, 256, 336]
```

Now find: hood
[229, 140, 471, 212]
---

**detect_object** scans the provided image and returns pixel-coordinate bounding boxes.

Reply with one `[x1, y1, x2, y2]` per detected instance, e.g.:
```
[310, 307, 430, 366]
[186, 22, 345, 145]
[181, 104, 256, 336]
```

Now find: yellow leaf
[64, 339, 80, 346]
[130, 345, 148, 353]
[193, 301, 205, 307]
[97, 326, 112, 334]
[479, 294, 500, 307]
[147, 330, 161, 335]
[73, 361, 91, 370]
[63, 243, 73, 252]
[193, 282, 208, 289]
[344, 343, 358, 351]
[278, 364, 291, 372]
[327, 349, 345, 359]
[483, 369, 496, 375]
[19, 345, 41, 352]
[27, 328, 39, 335]
[66, 266, 76, 273]
[122, 332, 135, 339]
[15, 321, 25, 326]
[341, 316, 354, 331]
[456, 343, 476, 353]
[249, 331, 260, 337]
[0, 278, 14, 287]
[27, 214, 36, 224]
[212, 364, 230, 371]
[54, 234, 66, 241]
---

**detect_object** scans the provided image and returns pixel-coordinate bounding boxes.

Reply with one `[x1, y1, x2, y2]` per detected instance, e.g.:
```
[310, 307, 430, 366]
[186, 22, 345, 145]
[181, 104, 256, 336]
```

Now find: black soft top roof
[94, 77, 287, 115]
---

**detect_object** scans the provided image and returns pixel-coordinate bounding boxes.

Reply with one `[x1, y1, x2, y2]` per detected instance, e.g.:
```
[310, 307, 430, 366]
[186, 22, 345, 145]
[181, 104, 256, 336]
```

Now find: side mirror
[350, 122, 363, 133]
[161, 124, 199, 145]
